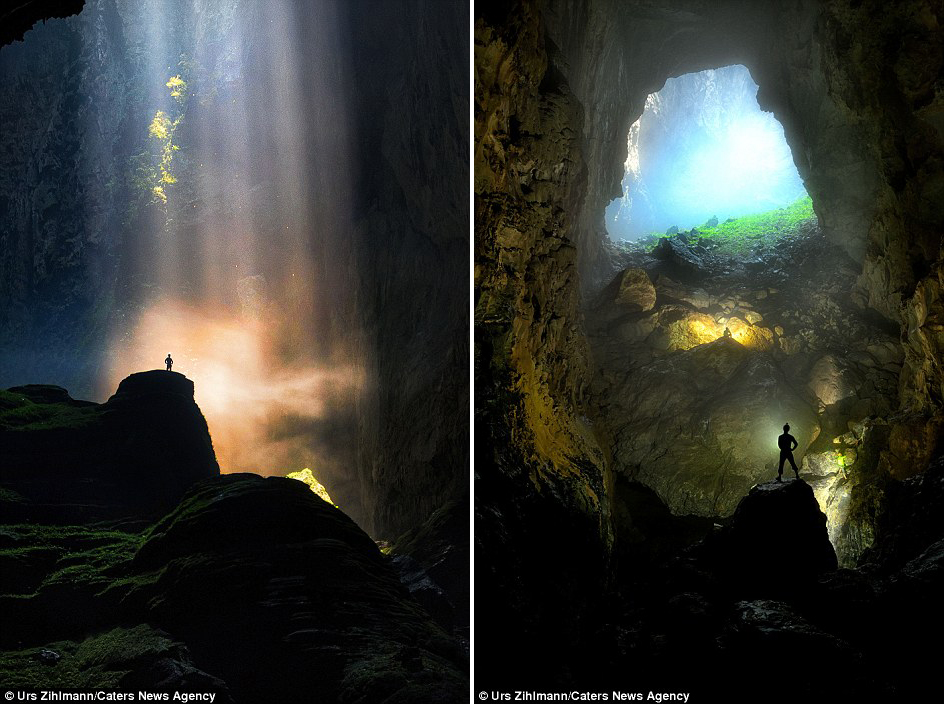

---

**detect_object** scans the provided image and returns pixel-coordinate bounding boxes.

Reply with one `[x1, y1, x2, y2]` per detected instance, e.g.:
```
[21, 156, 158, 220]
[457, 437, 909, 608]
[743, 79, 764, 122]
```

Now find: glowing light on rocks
[105, 301, 363, 478]
[287, 467, 336, 506]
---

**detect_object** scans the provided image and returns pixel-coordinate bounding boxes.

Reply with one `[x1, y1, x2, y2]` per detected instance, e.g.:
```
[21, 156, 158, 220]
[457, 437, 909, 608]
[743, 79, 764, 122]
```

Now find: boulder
[652, 236, 708, 281]
[699, 479, 838, 595]
[807, 354, 862, 407]
[615, 268, 657, 312]
[601, 267, 657, 312]
[123, 475, 465, 702]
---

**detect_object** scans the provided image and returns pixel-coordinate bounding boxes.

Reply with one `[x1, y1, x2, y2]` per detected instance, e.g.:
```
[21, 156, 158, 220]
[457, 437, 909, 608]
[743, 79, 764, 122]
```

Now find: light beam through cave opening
[99, 1, 360, 504]
[606, 64, 807, 240]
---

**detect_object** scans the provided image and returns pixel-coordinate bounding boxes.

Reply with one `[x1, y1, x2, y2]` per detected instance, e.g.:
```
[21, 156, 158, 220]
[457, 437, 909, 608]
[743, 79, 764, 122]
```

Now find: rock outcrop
[0, 0, 85, 47]
[698, 479, 838, 595]
[0, 371, 218, 520]
[0, 443, 466, 701]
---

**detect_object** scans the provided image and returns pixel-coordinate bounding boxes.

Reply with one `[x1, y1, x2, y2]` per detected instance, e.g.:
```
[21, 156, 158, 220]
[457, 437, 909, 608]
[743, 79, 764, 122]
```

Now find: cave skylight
[606, 64, 807, 240]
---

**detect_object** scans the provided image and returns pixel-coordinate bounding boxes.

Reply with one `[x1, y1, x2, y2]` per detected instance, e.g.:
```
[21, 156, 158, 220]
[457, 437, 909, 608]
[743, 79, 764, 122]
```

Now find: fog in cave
[2, 1, 362, 500]
[606, 65, 807, 239]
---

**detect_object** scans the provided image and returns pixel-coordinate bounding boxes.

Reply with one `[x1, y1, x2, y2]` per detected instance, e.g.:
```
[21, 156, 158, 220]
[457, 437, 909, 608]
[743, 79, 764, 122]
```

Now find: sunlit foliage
[144, 65, 192, 205]
[645, 195, 815, 257]
[148, 111, 171, 140]
[691, 195, 814, 243]
[166, 74, 187, 103]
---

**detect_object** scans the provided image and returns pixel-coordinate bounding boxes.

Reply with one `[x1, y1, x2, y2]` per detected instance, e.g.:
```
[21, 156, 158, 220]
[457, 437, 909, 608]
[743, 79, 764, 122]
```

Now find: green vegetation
[643, 195, 815, 256]
[286, 467, 337, 506]
[0, 625, 179, 689]
[0, 390, 97, 431]
[142, 61, 193, 206]
[0, 524, 142, 596]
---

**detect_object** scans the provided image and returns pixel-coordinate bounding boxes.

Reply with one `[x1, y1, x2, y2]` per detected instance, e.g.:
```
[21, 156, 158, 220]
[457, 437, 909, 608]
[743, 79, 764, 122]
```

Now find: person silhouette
[165, 353, 173, 372]
[777, 423, 799, 481]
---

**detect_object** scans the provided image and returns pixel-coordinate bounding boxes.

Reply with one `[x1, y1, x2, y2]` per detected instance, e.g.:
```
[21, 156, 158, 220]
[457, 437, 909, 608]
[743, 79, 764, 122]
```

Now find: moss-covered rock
[114, 474, 465, 702]
[0, 625, 229, 695]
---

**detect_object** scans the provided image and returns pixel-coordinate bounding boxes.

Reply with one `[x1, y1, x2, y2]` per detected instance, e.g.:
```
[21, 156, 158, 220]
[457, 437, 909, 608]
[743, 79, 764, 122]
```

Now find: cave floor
[586, 223, 902, 564]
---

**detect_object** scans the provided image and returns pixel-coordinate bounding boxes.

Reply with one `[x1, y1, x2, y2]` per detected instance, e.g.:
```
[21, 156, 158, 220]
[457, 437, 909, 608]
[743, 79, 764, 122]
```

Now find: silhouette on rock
[777, 423, 800, 481]
[0, 370, 219, 520]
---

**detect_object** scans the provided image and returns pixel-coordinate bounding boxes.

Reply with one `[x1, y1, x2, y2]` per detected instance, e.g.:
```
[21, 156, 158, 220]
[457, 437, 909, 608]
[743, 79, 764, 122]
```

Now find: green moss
[341, 642, 465, 703]
[0, 392, 98, 431]
[0, 486, 25, 503]
[642, 195, 815, 256]
[0, 625, 179, 689]
[0, 525, 142, 596]
[72, 625, 176, 670]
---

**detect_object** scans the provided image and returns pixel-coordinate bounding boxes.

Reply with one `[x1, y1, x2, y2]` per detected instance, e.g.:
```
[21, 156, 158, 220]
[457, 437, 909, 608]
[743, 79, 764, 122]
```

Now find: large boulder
[652, 236, 709, 281]
[122, 474, 465, 703]
[612, 268, 657, 312]
[699, 479, 838, 595]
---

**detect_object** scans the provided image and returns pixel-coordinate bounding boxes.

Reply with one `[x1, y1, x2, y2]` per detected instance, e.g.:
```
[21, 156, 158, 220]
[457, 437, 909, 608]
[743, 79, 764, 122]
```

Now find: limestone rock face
[807, 354, 862, 407]
[475, 2, 610, 685]
[858, 455, 944, 572]
[341, 0, 469, 539]
[596, 337, 819, 517]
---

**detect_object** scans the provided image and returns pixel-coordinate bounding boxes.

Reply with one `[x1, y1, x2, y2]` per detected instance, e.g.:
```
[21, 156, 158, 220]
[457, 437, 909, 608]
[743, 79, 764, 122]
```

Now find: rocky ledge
[0, 371, 219, 521]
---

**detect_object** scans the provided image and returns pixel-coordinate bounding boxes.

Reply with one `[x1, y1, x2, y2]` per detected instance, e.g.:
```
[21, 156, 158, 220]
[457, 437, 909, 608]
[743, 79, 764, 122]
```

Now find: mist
[606, 64, 807, 239]
[3, 0, 362, 509]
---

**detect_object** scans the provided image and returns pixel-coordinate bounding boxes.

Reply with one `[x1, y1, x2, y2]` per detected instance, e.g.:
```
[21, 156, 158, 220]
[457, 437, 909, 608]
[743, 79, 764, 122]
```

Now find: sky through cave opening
[605, 64, 808, 240]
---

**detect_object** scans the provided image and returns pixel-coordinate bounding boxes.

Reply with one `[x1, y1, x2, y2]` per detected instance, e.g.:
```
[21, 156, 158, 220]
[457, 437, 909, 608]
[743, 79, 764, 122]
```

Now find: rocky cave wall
[476, 0, 942, 678]
[338, 0, 469, 540]
[475, 1, 613, 683]
[544, 0, 943, 442]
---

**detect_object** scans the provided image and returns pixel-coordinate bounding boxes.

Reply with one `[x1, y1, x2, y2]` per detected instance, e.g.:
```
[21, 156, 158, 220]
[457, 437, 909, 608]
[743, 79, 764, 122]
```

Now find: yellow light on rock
[287, 468, 337, 507]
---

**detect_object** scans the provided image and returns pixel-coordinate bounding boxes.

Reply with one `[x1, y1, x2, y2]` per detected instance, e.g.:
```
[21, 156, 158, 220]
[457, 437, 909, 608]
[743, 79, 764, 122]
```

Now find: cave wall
[475, 0, 943, 679]
[339, 0, 469, 539]
[475, 0, 612, 684]
[0, 0, 85, 47]
[543, 0, 943, 430]
[0, 0, 136, 396]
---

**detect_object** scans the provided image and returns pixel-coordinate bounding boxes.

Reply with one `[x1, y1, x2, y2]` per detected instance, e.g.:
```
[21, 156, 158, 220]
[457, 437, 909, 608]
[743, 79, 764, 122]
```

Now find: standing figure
[777, 423, 799, 481]
[165, 353, 173, 372]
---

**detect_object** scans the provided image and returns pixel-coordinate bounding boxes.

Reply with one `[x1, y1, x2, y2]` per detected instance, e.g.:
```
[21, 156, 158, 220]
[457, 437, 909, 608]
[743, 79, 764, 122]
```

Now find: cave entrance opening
[605, 64, 808, 242]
